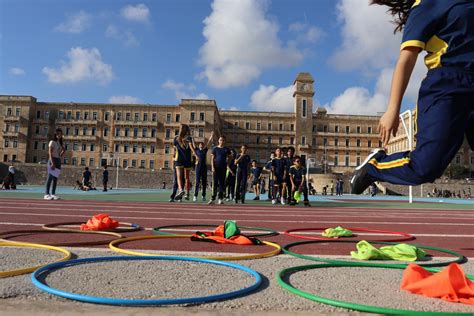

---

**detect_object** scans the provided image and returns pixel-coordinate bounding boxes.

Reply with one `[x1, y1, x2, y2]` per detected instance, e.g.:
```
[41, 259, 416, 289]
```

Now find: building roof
[293, 72, 314, 84]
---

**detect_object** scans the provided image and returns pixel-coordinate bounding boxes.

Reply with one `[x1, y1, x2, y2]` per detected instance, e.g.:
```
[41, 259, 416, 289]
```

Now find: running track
[0, 198, 473, 258]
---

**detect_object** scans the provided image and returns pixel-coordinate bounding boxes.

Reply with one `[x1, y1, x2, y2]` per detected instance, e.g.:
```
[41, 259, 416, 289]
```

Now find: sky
[0, 0, 428, 115]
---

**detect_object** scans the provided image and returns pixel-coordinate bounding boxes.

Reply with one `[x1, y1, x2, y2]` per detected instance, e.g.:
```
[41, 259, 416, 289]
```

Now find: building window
[114, 144, 120, 152]
[335, 125, 339, 133]
[105, 112, 110, 121]
[63, 158, 68, 165]
[83, 127, 88, 135]
[334, 155, 338, 166]
[368, 126, 372, 134]
[290, 137, 294, 145]
[150, 160, 155, 169]
[302, 99, 307, 118]
[301, 136, 306, 145]
[84, 112, 89, 120]
[312, 125, 316, 132]
[357, 139, 361, 147]
[257, 122, 261, 130]
[455, 155, 461, 164]
[291, 124, 294, 131]
[81, 144, 86, 151]
[175, 129, 179, 136]
[279, 137, 283, 145]
[199, 112, 205, 121]
[34, 141, 39, 150]
[335, 138, 339, 147]
[133, 144, 138, 153]
[116, 112, 122, 121]
[345, 156, 349, 167]
[35, 125, 40, 134]
[14, 124, 20, 132]
[67, 111, 72, 120]
[166, 113, 171, 122]
[93, 112, 98, 120]
[33, 156, 37, 163]
[246, 122, 250, 129]
[357, 126, 361, 133]
[92, 127, 96, 136]
[72, 157, 77, 166]
[80, 158, 86, 166]
[115, 128, 120, 137]
[89, 158, 95, 167]
[58, 111, 64, 119]
[36, 111, 41, 119]
[164, 160, 169, 169]
[256, 136, 260, 144]
[43, 126, 48, 135]
[176, 114, 181, 122]
[104, 128, 109, 137]
[346, 126, 350, 133]
[165, 129, 171, 139]
[65, 127, 70, 135]
[312, 137, 316, 146]
[234, 121, 239, 127]
[44, 111, 49, 119]
[140, 160, 146, 168]
[133, 128, 138, 138]
[134, 113, 139, 122]
[190, 112, 195, 121]
[124, 144, 129, 153]
[4, 140, 9, 147]
[268, 122, 272, 131]
[267, 136, 272, 145]
[357, 156, 361, 166]
[151, 128, 157, 138]
[141, 144, 146, 153]
[143, 113, 148, 121]
[73, 143, 78, 151]
[103, 144, 108, 152]
[199, 128, 204, 137]
[368, 140, 372, 148]
[126, 113, 131, 121]
[123, 159, 128, 168]
[152, 113, 157, 122]
[90, 144, 95, 151]
[125, 128, 130, 137]
[150, 144, 155, 154]
[142, 128, 147, 137]
[6, 108, 12, 116]
[346, 139, 349, 147]
[323, 138, 328, 146]
[323, 125, 328, 133]
[471, 155, 474, 165]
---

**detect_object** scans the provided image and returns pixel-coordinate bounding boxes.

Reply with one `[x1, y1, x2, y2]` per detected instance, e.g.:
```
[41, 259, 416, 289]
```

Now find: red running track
[0, 198, 473, 257]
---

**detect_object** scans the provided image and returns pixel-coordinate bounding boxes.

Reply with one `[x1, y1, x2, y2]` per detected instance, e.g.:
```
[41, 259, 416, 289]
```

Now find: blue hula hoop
[31, 256, 262, 306]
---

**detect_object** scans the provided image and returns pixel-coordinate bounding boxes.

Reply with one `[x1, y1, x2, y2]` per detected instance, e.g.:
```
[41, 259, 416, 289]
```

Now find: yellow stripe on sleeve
[401, 40, 425, 51]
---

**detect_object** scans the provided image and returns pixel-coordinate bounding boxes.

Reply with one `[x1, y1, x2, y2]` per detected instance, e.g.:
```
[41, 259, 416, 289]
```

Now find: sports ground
[1, 187, 473, 315]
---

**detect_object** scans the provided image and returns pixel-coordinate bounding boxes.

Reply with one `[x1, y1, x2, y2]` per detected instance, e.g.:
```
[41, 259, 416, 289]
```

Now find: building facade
[1, 72, 472, 174]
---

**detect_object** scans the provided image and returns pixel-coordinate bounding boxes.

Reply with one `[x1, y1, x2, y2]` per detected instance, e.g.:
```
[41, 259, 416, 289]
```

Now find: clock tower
[293, 72, 314, 159]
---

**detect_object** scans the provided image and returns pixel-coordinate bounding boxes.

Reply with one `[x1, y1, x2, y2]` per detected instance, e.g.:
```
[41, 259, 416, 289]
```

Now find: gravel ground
[1, 247, 474, 315]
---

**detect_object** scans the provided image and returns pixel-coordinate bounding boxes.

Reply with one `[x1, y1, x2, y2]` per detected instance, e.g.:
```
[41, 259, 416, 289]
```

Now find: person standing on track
[263, 152, 275, 201]
[209, 135, 231, 205]
[250, 160, 262, 200]
[102, 165, 108, 192]
[225, 149, 237, 201]
[173, 124, 195, 200]
[351, 0, 474, 194]
[271, 147, 287, 205]
[44, 128, 65, 200]
[235, 145, 251, 204]
[289, 157, 311, 207]
[192, 131, 214, 202]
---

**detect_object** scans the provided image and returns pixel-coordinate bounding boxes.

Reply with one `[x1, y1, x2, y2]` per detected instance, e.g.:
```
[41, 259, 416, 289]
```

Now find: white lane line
[0, 205, 473, 221]
[0, 222, 472, 238]
[1, 211, 474, 226]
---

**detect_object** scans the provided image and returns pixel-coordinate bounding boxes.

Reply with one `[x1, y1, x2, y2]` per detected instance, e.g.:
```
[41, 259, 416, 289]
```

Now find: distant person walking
[44, 128, 64, 200]
[102, 165, 109, 192]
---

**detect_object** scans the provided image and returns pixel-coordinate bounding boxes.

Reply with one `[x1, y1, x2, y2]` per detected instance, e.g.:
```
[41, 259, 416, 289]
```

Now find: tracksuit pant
[194, 167, 207, 198]
[367, 67, 474, 185]
[211, 166, 226, 200]
[235, 169, 248, 201]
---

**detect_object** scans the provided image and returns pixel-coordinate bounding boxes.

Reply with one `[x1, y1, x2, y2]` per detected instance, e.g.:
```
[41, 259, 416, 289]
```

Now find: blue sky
[0, 0, 426, 114]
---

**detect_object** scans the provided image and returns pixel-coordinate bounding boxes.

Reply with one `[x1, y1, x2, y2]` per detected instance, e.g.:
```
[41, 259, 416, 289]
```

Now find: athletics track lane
[0, 198, 472, 257]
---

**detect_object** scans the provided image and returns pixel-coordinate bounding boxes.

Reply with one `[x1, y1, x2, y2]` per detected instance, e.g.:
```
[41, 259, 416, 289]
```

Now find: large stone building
[1, 72, 472, 175]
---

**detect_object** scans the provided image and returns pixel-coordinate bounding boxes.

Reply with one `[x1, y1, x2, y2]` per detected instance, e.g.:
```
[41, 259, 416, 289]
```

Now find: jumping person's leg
[352, 68, 473, 193]
[201, 169, 207, 199]
[217, 167, 226, 200]
[194, 171, 201, 198]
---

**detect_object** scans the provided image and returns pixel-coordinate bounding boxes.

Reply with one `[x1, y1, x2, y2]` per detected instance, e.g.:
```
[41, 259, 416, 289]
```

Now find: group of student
[170, 124, 310, 206]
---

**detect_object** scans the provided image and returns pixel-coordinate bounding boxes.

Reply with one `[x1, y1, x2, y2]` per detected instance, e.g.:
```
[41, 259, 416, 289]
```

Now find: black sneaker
[253, 196, 260, 200]
[350, 165, 374, 194]
[169, 198, 175, 202]
[304, 201, 311, 207]
[174, 190, 185, 200]
[241, 199, 245, 204]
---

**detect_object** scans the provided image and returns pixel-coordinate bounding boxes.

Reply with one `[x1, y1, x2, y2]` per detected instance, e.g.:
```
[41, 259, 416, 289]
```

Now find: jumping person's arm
[205, 131, 214, 148]
[378, 47, 420, 146]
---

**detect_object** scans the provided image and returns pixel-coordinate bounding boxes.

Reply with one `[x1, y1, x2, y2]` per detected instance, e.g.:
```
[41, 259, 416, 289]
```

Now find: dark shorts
[273, 174, 284, 185]
[175, 160, 192, 169]
[252, 178, 259, 186]
[50, 157, 62, 169]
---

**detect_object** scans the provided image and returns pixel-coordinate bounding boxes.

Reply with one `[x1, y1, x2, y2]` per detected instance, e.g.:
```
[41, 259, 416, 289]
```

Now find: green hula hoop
[152, 224, 279, 238]
[282, 240, 466, 268]
[277, 262, 474, 316]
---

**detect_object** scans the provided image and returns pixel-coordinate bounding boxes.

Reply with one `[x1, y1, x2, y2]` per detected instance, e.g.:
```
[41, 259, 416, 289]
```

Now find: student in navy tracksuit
[352, 0, 474, 194]
[173, 124, 195, 200]
[192, 132, 214, 202]
[225, 149, 237, 201]
[250, 160, 262, 200]
[264, 152, 275, 200]
[271, 147, 287, 205]
[169, 160, 185, 202]
[285, 147, 298, 204]
[209, 135, 231, 204]
[235, 145, 251, 204]
[289, 157, 310, 207]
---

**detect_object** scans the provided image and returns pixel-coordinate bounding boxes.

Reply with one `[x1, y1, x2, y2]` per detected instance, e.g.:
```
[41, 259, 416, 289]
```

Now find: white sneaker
[193, 196, 197, 202]
[208, 199, 215, 205]
[281, 198, 286, 205]
[217, 199, 224, 205]
[51, 195, 60, 200]
[44, 194, 53, 200]
[271, 199, 277, 205]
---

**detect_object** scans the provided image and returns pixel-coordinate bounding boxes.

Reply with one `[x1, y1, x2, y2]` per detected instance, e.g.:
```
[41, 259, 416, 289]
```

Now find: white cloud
[42, 47, 114, 85]
[108, 95, 142, 104]
[9, 67, 25, 76]
[198, 0, 303, 89]
[250, 84, 294, 112]
[120, 4, 150, 23]
[162, 80, 209, 100]
[54, 10, 92, 34]
[289, 22, 324, 44]
[105, 24, 139, 47]
[331, 0, 401, 71]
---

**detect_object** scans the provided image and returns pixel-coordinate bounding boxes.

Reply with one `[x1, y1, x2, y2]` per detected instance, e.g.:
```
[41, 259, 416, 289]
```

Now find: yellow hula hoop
[109, 235, 281, 261]
[0, 241, 71, 278]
